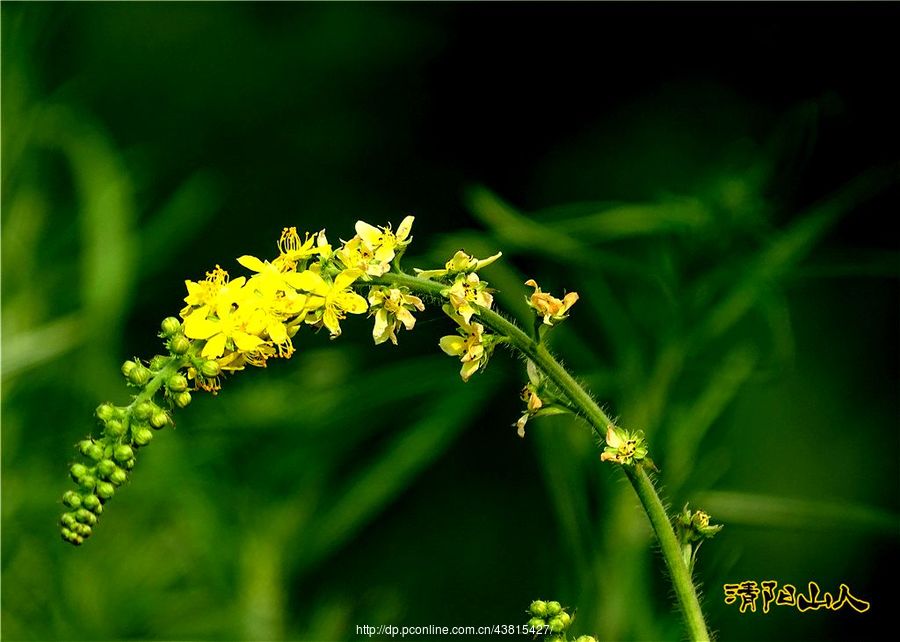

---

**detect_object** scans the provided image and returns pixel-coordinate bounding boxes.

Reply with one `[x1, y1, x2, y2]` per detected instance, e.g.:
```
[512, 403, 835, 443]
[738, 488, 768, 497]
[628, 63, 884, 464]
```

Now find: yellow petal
[396, 307, 416, 330]
[233, 331, 263, 352]
[439, 335, 465, 356]
[372, 309, 390, 344]
[201, 333, 228, 359]
[323, 308, 342, 337]
[290, 270, 329, 295]
[354, 221, 382, 247]
[397, 215, 414, 241]
[460, 359, 479, 381]
[267, 320, 288, 344]
[184, 315, 220, 340]
[605, 425, 623, 449]
[237, 255, 268, 273]
[374, 244, 395, 264]
[333, 269, 364, 292]
[335, 291, 368, 314]
[474, 251, 502, 270]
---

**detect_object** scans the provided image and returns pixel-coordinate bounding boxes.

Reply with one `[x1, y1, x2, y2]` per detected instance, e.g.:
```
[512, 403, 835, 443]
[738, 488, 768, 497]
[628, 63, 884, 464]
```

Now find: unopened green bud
[123, 458, 135, 470]
[129, 364, 151, 386]
[75, 508, 97, 525]
[134, 401, 154, 421]
[558, 611, 571, 628]
[82, 494, 101, 511]
[92, 502, 103, 515]
[174, 391, 192, 408]
[167, 374, 188, 392]
[121, 360, 137, 377]
[548, 616, 565, 633]
[77, 440, 94, 456]
[200, 360, 221, 378]
[150, 411, 169, 430]
[160, 317, 182, 337]
[96, 482, 115, 499]
[110, 468, 127, 485]
[70, 463, 88, 482]
[546, 601, 562, 617]
[61, 528, 82, 545]
[97, 459, 117, 478]
[149, 355, 168, 370]
[530, 600, 548, 618]
[61, 513, 77, 528]
[575, 636, 598, 642]
[105, 419, 126, 437]
[73, 522, 92, 537]
[79, 475, 97, 490]
[169, 335, 191, 355]
[86, 444, 104, 461]
[62, 491, 82, 509]
[96, 403, 115, 421]
[113, 444, 134, 463]
[133, 427, 154, 446]
[527, 617, 546, 630]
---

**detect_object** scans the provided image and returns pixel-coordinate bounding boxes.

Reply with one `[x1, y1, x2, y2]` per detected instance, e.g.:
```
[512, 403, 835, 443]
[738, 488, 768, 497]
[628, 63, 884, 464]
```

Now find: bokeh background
[2, 3, 898, 641]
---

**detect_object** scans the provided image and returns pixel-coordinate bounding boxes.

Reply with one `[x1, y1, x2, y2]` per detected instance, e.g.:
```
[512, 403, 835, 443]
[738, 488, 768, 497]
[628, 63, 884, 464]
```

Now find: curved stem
[370, 271, 710, 641]
[623, 465, 709, 641]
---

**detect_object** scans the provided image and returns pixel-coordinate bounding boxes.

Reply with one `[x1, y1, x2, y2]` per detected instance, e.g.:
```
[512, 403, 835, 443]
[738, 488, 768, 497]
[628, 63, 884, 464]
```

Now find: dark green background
[3, 3, 898, 641]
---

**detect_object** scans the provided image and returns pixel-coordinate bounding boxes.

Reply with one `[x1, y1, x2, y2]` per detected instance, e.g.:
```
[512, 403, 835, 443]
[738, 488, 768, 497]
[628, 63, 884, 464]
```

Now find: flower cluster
[61, 216, 598, 544]
[526, 600, 596, 642]
[61, 219, 422, 544]
[422, 250, 503, 382]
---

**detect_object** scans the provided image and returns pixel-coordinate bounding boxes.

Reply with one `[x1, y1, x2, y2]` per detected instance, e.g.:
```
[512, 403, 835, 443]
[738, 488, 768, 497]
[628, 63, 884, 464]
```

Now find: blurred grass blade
[697, 165, 899, 341]
[1, 314, 83, 382]
[33, 104, 138, 345]
[465, 184, 660, 283]
[541, 198, 712, 242]
[140, 171, 224, 276]
[695, 490, 900, 536]
[665, 345, 757, 488]
[293, 377, 499, 571]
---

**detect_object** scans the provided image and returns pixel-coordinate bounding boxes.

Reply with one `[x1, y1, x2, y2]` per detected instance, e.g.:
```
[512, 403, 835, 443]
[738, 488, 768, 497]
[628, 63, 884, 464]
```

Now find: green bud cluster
[526, 600, 595, 642]
[59, 316, 207, 546]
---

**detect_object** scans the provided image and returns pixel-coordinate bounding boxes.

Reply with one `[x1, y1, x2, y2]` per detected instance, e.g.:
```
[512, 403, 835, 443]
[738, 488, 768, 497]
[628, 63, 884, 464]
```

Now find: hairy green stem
[623, 465, 709, 641]
[370, 271, 710, 641]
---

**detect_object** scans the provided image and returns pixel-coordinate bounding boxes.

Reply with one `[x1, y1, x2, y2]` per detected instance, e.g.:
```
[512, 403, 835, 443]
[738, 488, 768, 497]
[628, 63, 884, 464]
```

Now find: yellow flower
[600, 424, 649, 465]
[368, 286, 425, 345]
[415, 249, 502, 280]
[336, 217, 414, 277]
[180, 266, 247, 317]
[335, 236, 387, 277]
[524, 279, 579, 326]
[292, 268, 368, 337]
[439, 320, 490, 382]
[236, 254, 322, 319]
[273, 227, 331, 270]
[447, 272, 494, 324]
[183, 299, 266, 360]
[355, 216, 414, 260]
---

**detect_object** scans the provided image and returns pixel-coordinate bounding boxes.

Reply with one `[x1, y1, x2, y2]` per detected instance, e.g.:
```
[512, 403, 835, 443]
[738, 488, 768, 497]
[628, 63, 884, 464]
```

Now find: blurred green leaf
[695, 491, 900, 536]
